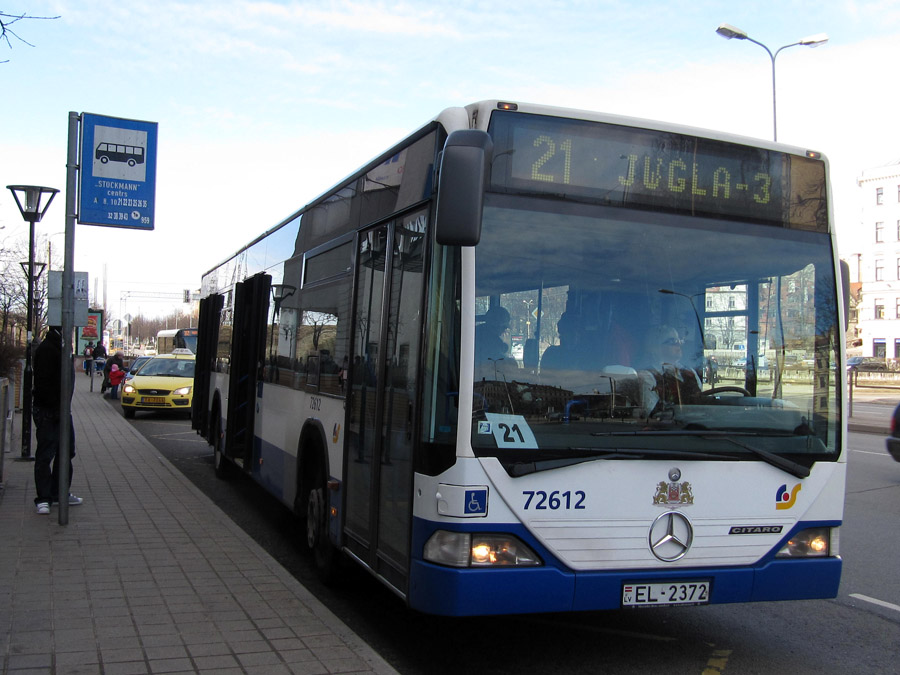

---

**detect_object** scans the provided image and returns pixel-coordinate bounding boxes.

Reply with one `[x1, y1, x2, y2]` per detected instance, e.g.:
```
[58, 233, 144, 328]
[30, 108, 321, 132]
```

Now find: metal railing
[0, 377, 11, 487]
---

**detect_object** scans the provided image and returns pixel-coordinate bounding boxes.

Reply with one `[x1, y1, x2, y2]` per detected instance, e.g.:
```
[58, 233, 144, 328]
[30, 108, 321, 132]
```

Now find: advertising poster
[77, 309, 104, 355]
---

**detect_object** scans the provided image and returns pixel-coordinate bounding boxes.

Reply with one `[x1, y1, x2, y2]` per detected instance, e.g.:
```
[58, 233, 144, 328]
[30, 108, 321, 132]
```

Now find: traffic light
[183, 289, 191, 303]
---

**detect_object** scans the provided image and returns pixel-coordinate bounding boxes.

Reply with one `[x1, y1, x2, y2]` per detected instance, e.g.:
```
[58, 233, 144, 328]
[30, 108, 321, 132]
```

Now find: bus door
[345, 211, 426, 593]
[192, 293, 224, 434]
[225, 273, 271, 470]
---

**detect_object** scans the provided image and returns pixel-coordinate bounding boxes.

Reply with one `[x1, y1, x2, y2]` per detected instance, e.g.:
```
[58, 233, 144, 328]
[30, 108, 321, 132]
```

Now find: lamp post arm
[740, 37, 779, 141]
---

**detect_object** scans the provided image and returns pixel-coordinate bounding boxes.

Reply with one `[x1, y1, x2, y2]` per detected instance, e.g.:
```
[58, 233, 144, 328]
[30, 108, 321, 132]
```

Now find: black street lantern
[7, 185, 59, 460]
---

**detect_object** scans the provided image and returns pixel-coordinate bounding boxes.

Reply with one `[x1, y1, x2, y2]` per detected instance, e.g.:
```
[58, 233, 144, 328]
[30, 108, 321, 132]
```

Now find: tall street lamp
[7, 185, 59, 459]
[715, 24, 828, 141]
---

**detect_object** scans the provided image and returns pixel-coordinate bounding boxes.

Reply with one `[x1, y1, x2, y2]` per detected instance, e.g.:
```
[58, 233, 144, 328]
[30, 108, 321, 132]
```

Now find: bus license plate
[622, 581, 710, 607]
[143, 397, 165, 404]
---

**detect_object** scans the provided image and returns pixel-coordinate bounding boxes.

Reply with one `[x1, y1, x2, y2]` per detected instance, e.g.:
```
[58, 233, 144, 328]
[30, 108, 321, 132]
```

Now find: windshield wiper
[592, 429, 810, 479]
[712, 434, 810, 479]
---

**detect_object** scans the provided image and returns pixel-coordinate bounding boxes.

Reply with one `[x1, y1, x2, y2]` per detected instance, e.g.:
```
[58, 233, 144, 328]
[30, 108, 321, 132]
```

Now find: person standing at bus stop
[102, 349, 124, 395]
[92, 340, 107, 378]
[108, 363, 125, 400]
[32, 325, 83, 515]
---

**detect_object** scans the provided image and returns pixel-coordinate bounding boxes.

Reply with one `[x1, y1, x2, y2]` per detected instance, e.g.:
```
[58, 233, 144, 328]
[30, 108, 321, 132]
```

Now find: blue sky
[2, 1, 900, 319]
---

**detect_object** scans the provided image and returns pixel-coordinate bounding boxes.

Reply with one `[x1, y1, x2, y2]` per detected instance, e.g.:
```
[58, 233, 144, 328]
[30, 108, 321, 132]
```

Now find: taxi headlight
[423, 530, 542, 567]
[123, 384, 135, 394]
[776, 527, 833, 558]
[172, 386, 192, 396]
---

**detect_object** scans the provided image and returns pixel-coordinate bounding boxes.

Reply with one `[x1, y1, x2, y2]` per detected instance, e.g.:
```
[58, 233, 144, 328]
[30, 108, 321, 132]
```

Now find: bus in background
[193, 100, 846, 616]
[156, 327, 198, 354]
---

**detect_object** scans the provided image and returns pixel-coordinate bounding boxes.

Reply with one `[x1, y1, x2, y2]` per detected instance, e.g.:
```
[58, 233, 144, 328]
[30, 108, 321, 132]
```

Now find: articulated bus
[157, 328, 198, 354]
[193, 101, 846, 616]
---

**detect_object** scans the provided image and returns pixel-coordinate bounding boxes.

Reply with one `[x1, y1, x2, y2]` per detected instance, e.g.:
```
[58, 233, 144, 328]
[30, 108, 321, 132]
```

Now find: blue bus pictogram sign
[78, 113, 158, 230]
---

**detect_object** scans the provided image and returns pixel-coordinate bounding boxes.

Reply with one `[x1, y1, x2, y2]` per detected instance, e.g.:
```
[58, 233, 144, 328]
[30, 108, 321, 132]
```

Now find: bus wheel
[212, 412, 231, 480]
[306, 468, 339, 584]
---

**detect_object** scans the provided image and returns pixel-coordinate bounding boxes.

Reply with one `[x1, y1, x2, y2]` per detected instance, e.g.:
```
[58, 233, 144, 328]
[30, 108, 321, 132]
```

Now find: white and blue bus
[193, 101, 846, 616]
[157, 327, 198, 354]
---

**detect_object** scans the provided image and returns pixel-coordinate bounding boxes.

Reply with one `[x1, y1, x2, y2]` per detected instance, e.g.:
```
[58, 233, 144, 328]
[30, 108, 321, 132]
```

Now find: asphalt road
[118, 402, 900, 674]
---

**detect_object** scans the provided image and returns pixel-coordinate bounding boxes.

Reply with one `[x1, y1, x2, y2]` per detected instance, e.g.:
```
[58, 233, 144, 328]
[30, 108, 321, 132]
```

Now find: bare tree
[0, 251, 25, 344]
[1, 10, 60, 63]
[0, 236, 57, 343]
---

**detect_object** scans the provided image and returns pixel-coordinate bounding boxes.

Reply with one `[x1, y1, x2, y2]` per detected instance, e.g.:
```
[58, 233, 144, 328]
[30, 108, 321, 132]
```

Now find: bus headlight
[776, 527, 832, 558]
[424, 530, 542, 567]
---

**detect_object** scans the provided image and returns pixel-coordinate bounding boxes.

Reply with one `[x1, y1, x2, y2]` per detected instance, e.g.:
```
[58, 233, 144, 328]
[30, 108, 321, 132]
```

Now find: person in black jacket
[32, 326, 83, 515]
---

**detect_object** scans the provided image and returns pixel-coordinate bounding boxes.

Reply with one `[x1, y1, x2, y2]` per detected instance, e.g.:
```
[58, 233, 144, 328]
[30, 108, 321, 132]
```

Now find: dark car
[847, 356, 887, 372]
[125, 355, 152, 381]
[887, 403, 900, 462]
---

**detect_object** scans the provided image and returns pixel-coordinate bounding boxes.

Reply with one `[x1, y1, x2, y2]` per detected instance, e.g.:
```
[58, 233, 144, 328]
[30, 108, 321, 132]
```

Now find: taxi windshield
[138, 358, 195, 378]
[470, 195, 840, 466]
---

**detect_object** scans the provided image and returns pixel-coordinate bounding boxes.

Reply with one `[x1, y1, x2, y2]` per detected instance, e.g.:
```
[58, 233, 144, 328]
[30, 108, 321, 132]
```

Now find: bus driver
[639, 325, 702, 415]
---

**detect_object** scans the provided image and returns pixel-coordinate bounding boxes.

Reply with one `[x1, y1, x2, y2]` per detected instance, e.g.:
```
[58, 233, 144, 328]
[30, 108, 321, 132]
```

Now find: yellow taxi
[121, 349, 195, 419]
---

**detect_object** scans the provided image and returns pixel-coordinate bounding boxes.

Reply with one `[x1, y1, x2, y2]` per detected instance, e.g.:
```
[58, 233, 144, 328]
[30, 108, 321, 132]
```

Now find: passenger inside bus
[474, 305, 514, 379]
[539, 311, 580, 372]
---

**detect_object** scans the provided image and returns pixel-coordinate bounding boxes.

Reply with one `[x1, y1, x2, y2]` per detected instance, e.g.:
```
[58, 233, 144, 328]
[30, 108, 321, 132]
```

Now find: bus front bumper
[407, 556, 842, 617]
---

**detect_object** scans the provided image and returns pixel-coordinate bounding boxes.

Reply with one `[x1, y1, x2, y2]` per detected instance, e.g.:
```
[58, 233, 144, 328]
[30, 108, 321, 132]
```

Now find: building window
[895, 298, 900, 319]
[875, 299, 885, 319]
[877, 187, 884, 205]
[876, 222, 885, 242]
[876, 260, 884, 281]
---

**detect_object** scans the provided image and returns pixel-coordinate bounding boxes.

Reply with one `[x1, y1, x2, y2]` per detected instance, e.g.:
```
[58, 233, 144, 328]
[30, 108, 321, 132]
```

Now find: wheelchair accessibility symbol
[465, 489, 488, 515]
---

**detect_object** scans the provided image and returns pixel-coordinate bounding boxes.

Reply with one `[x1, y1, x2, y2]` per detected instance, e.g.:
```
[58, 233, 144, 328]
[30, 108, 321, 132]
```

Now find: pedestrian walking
[82, 341, 94, 376]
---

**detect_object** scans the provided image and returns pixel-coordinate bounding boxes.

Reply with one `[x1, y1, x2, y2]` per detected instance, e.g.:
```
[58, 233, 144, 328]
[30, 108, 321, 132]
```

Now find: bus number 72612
[523, 490, 586, 510]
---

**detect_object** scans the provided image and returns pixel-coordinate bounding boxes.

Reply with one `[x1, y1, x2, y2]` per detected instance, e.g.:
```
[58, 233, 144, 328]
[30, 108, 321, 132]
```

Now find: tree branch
[1, 10, 61, 63]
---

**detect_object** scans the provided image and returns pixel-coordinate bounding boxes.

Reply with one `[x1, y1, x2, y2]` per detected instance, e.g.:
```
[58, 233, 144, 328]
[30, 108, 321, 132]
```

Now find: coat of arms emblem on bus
[652, 469, 695, 506]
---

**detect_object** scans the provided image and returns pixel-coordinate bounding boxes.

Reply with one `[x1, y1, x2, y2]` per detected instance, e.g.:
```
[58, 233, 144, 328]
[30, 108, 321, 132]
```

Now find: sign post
[58, 111, 157, 525]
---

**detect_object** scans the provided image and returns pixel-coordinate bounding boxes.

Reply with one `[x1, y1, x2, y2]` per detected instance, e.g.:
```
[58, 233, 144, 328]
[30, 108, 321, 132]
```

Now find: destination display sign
[488, 111, 827, 231]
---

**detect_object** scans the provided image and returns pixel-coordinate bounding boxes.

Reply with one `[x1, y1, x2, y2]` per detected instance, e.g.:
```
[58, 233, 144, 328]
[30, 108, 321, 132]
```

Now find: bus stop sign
[78, 113, 158, 230]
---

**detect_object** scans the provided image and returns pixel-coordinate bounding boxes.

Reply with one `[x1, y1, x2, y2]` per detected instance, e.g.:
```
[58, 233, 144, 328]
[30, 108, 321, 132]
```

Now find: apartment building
[854, 160, 900, 362]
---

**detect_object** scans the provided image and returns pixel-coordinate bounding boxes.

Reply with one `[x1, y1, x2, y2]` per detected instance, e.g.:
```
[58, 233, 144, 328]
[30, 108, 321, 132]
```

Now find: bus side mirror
[840, 259, 850, 331]
[435, 129, 493, 247]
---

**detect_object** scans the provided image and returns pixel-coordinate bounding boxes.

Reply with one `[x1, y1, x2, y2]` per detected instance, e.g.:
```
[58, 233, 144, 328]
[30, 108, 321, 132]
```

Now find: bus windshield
[470, 194, 840, 466]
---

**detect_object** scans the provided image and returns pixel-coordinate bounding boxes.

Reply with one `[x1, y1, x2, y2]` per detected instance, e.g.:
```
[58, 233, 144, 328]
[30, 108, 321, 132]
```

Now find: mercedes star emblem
[649, 511, 693, 562]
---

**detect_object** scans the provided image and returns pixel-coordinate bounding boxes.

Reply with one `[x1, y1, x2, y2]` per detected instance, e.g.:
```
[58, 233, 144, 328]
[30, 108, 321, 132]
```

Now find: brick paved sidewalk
[0, 374, 397, 675]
